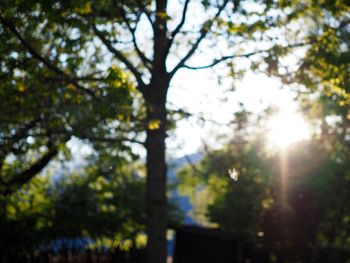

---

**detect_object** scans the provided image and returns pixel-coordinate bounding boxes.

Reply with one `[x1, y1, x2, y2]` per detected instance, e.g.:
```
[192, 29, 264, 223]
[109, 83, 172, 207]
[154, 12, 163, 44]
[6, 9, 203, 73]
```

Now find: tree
[1, 1, 309, 262]
[0, 1, 140, 194]
[0, 175, 53, 261]
[0, 152, 147, 260]
[184, 122, 350, 262]
[0, 145, 185, 261]
[268, 1, 350, 132]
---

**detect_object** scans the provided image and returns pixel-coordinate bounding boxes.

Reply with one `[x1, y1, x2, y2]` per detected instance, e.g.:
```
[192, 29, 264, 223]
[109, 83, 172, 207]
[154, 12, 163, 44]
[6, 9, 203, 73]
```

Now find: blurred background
[1, 0, 349, 262]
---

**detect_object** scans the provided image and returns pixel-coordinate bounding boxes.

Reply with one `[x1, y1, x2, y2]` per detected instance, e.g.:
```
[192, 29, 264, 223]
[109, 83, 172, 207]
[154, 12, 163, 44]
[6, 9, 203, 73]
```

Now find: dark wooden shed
[173, 225, 269, 263]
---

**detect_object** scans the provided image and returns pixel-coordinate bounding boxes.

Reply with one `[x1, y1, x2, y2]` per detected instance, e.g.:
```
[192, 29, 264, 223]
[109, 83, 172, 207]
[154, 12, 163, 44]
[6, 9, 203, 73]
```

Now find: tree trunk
[144, 76, 169, 263]
[144, 1, 169, 261]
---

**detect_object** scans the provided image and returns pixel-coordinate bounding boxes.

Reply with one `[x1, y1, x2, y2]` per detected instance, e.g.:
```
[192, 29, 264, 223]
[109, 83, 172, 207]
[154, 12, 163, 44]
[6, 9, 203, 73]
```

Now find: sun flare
[267, 112, 310, 148]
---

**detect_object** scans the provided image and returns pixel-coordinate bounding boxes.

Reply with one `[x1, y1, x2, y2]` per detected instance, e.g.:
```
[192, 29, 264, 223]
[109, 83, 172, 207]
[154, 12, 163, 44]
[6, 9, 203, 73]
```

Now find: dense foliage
[178, 105, 350, 263]
[0, 152, 147, 260]
[0, 0, 143, 196]
[1, 0, 349, 262]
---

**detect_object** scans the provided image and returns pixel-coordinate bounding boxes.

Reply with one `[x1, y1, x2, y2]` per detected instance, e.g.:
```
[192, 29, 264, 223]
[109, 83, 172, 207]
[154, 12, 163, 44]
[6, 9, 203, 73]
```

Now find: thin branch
[45, 76, 108, 82]
[91, 23, 146, 91]
[165, 0, 190, 54]
[0, 119, 39, 170]
[134, 0, 154, 30]
[170, 0, 229, 77]
[202, 142, 230, 170]
[79, 135, 144, 145]
[2, 146, 58, 195]
[167, 101, 229, 126]
[183, 50, 268, 70]
[0, 15, 96, 98]
[182, 42, 311, 70]
[26, 129, 145, 146]
[0, 119, 41, 168]
[117, 4, 153, 70]
[184, 154, 207, 177]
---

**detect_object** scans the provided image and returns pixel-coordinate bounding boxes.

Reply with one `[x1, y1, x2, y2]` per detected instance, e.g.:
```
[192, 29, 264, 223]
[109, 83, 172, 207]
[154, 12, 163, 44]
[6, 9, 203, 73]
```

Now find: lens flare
[267, 112, 310, 148]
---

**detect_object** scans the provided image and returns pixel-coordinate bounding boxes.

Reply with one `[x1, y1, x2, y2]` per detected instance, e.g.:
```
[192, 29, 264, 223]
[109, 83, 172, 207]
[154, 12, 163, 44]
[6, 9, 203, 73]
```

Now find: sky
[167, 68, 305, 157]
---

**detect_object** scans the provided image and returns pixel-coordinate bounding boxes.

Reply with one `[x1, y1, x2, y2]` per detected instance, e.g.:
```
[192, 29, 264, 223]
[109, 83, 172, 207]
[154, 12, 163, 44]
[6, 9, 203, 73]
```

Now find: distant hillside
[168, 153, 202, 224]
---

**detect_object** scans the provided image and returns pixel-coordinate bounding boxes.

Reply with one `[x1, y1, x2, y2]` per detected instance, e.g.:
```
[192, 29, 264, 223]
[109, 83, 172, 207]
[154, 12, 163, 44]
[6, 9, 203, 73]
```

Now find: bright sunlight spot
[267, 111, 310, 148]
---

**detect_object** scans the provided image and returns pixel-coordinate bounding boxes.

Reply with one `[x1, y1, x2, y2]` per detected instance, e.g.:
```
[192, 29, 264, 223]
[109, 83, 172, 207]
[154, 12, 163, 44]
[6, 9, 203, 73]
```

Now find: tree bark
[144, 75, 169, 263]
[144, 1, 169, 262]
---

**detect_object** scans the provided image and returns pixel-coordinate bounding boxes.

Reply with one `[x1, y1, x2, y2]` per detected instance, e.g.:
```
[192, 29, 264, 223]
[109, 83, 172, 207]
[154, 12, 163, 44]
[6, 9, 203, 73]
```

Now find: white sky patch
[67, 137, 94, 157]
[167, 69, 301, 157]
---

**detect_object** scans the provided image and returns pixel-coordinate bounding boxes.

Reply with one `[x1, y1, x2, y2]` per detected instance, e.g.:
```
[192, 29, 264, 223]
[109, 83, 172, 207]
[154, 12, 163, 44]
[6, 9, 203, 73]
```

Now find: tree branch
[78, 135, 144, 145]
[44, 76, 107, 82]
[169, 0, 229, 77]
[91, 23, 146, 91]
[133, 0, 154, 30]
[0, 119, 39, 148]
[183, 50, 268, 70]
[25, 128, 145, 146]
[0, 15, 96, 98]
[182, 42, 311, 70]
[0, 119, 41, 170]
[117, 4, 153, 70]
[165, 0, 190, 54]
[183, 153, 207, 177]
[2, 146, 58, 195]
